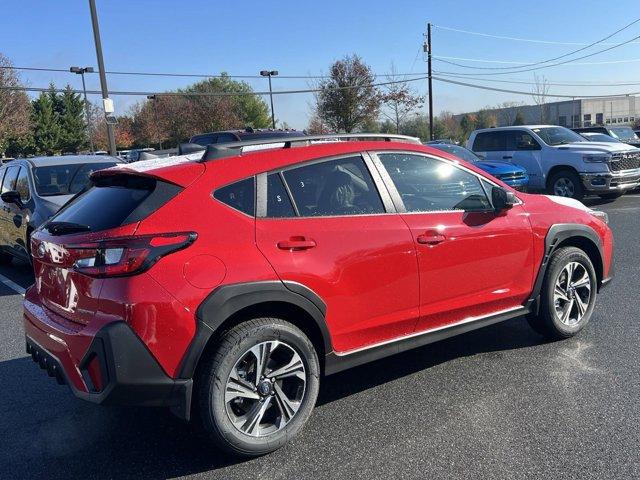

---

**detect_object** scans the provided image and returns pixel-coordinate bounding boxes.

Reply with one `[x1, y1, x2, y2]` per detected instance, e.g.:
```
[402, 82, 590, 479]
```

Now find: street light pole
[426, 23, 434, 141]
[88, 0, 117, 156]
[260, 70, 278, 129]
[146, 94, 162, 150]
[70, 66, 95, 153]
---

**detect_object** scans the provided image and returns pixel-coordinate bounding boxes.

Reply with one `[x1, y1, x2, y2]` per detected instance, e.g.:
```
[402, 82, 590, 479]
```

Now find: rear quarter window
[213, 177, 255, 216]
[48, 175, 182, 233]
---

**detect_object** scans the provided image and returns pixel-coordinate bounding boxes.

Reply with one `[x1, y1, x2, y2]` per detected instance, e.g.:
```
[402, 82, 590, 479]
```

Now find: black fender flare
[526, 223, 604, 311]
[176, 280, 331, 379]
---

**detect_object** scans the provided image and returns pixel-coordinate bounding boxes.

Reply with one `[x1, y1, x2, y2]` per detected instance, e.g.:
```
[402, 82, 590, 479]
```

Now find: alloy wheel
[553, 177, 576, 197]
[224, 341, 306, 437]
[553, 261, 592, 326]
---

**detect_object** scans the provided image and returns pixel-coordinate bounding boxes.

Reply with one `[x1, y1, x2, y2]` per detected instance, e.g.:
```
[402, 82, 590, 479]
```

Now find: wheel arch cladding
[529, 223, 604, 309]
[176, 281, 332, 379]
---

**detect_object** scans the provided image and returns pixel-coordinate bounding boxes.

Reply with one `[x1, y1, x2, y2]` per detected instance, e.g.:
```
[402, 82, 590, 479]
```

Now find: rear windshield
[47, 175, 181, 234]
[33, 162, 117, 196]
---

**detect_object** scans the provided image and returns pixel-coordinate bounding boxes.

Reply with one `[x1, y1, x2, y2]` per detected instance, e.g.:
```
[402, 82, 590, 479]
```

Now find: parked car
[429, 143, 529, 191]
[0, 155, 120, 264]
[572, 126, 640, 148]
[25, 134, 613, 457]
[468, 125, 640, 200]
[190, 127, 306, 147]
[580, 132, 622, 143]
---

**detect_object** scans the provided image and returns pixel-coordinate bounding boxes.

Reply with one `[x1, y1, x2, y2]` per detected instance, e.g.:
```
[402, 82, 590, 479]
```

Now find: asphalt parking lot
[1, 194, 639, 480]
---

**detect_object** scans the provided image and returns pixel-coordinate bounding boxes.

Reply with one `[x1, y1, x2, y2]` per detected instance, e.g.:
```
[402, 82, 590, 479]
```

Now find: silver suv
[468, 125, 640, 200]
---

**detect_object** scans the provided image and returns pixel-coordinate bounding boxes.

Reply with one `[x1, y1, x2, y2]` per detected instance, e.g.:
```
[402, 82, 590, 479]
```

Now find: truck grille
[497, 172, 527, 181]
[611, 152, 640, 172]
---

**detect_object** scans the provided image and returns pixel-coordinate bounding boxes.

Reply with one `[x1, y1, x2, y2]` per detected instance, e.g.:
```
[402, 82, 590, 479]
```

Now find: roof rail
[199, 133, 421, 162]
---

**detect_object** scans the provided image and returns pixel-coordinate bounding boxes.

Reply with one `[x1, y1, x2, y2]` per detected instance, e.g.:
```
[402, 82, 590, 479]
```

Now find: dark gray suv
[0, 155, 120, 264]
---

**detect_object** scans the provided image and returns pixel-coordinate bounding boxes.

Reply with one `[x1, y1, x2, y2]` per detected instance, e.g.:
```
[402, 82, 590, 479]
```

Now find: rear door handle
[277, 237, 317, 251]
[502, 155, 513, 160]
[417, 233, 446, 245]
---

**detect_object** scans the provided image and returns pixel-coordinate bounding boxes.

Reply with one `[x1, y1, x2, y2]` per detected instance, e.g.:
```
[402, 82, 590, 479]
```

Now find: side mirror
[476, 153, 486, 160]
[1, 190, 23, 208]
[491, 186, 517, 212]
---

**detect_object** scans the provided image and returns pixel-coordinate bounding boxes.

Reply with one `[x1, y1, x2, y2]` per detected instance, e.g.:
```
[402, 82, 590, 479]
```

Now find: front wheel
[548, 170, 584, 200]
[197, 318, 320, 457]
[527, 246, 597, 339]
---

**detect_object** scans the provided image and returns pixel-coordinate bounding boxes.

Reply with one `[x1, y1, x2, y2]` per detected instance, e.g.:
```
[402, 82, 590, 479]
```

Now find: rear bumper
[23, 297, 192, 418]
[580, 169, 640, 193]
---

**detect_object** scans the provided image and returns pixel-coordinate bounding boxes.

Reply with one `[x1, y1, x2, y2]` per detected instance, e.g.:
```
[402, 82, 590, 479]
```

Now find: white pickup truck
[468, 125, 640, 200]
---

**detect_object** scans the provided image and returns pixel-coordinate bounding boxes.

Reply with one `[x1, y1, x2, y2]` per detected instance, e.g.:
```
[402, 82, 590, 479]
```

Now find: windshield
[430, 144, 480, 163]
[33, 162, 117, 197]
[531, 127, 586, 146]
[583, 133, 621, 143]
[608, 127, 639, 142]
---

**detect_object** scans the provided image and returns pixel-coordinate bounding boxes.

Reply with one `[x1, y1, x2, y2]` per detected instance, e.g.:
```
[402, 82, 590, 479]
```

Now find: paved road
[1, 195, 639, 480]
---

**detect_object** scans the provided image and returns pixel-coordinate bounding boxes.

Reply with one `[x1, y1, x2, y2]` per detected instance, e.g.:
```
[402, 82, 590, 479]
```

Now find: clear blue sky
[3, 0, 640, 128]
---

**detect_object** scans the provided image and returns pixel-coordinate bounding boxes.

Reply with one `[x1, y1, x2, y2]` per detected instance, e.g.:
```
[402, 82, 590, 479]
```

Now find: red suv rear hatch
[30, 171, 187, 325]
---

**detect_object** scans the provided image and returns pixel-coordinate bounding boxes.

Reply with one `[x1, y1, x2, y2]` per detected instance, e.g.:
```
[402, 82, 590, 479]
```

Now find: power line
[432, 31, 640, 76]
[0, 75, 429, 98]
[432, 76, 640, 98]
[433, 17, 640, 71]
[434, 72, 640, 87]
[433, 54, 640, 66]
[0, 64, 425, 80]
[432, 24, 640, 46]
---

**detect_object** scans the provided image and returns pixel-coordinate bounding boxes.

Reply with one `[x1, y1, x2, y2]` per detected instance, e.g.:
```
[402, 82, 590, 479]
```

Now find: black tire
[547, 170, 584, 201]
[598, 192, 623, 200]
[0, 250, 12, 265]
[197, 317, 320, 457]
[527, 246, 597, 340]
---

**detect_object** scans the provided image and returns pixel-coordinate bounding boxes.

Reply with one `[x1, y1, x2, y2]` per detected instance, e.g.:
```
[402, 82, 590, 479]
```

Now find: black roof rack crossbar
[199, 133, 421, 162]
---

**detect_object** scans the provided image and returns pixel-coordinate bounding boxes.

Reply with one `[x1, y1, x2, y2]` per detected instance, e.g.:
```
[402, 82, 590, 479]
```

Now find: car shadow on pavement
[0, 316, 545, 480]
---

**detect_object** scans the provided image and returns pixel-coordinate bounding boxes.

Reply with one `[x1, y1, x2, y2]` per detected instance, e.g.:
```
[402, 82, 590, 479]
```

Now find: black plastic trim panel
[177, 280, 332, 380]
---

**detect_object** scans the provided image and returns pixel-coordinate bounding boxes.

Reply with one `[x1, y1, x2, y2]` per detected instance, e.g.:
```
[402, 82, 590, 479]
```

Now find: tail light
[67, 232, 196, 278]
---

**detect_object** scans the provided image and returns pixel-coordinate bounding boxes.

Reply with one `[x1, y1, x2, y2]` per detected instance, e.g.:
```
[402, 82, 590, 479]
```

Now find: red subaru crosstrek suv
[24, 135, 613, 456]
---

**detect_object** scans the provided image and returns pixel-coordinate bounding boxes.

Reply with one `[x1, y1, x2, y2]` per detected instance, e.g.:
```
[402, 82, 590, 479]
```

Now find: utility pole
[260, 70, 278, 129]
[426, 23, 434, 141]
[88, 0, 117, 156]
[70, 66, 95, 153]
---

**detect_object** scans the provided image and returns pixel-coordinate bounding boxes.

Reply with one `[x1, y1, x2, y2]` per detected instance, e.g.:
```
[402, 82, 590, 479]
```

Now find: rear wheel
[548, 170, 584, 200]
[527, 246, 597, 339]
[197, 318, 320, 457]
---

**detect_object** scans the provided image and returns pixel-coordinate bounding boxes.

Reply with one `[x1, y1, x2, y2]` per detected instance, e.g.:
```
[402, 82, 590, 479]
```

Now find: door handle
[502, 155, 513, 160]
[277, 237, 317, 251]
[417, 233, 446, 245]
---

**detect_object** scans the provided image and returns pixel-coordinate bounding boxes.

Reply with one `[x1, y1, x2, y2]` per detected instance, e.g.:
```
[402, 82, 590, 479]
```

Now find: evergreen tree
[59, 85, 88, 152]
[31, 91, 61, 155]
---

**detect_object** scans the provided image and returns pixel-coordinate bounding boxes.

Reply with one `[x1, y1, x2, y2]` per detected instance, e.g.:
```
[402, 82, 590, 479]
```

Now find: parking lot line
[0, 274, 26, 296]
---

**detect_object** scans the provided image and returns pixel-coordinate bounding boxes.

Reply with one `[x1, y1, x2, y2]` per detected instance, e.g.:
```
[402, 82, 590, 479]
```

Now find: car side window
[192, 134, 216, 146]
[15, 167, 30, 201]
[266, 173, 296, 218]
[213, 177, 255, 216]
[216, 133, 238, 143]
[282, 156, 384, 217]
[472, 131, 508, 152]
[514, 131, 541, 151]
[1, 166, 19, 194]
[378, 153, 492, 213]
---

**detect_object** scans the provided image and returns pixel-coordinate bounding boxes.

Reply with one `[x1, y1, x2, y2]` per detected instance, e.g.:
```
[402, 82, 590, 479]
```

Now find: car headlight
[589, 209, 609, 224]
[583, 154, 611, 163]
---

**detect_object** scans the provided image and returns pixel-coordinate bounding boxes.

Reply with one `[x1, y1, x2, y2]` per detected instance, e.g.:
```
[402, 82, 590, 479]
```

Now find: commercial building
[458, 95, 638, 128]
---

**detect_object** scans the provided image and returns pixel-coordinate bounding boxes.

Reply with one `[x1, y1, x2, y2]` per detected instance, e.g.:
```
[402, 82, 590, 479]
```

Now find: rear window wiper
[45, 221, 91, 235]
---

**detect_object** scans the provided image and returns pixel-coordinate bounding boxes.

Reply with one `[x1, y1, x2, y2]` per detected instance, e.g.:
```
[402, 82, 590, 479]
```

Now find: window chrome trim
[335, 305, 526, 356]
